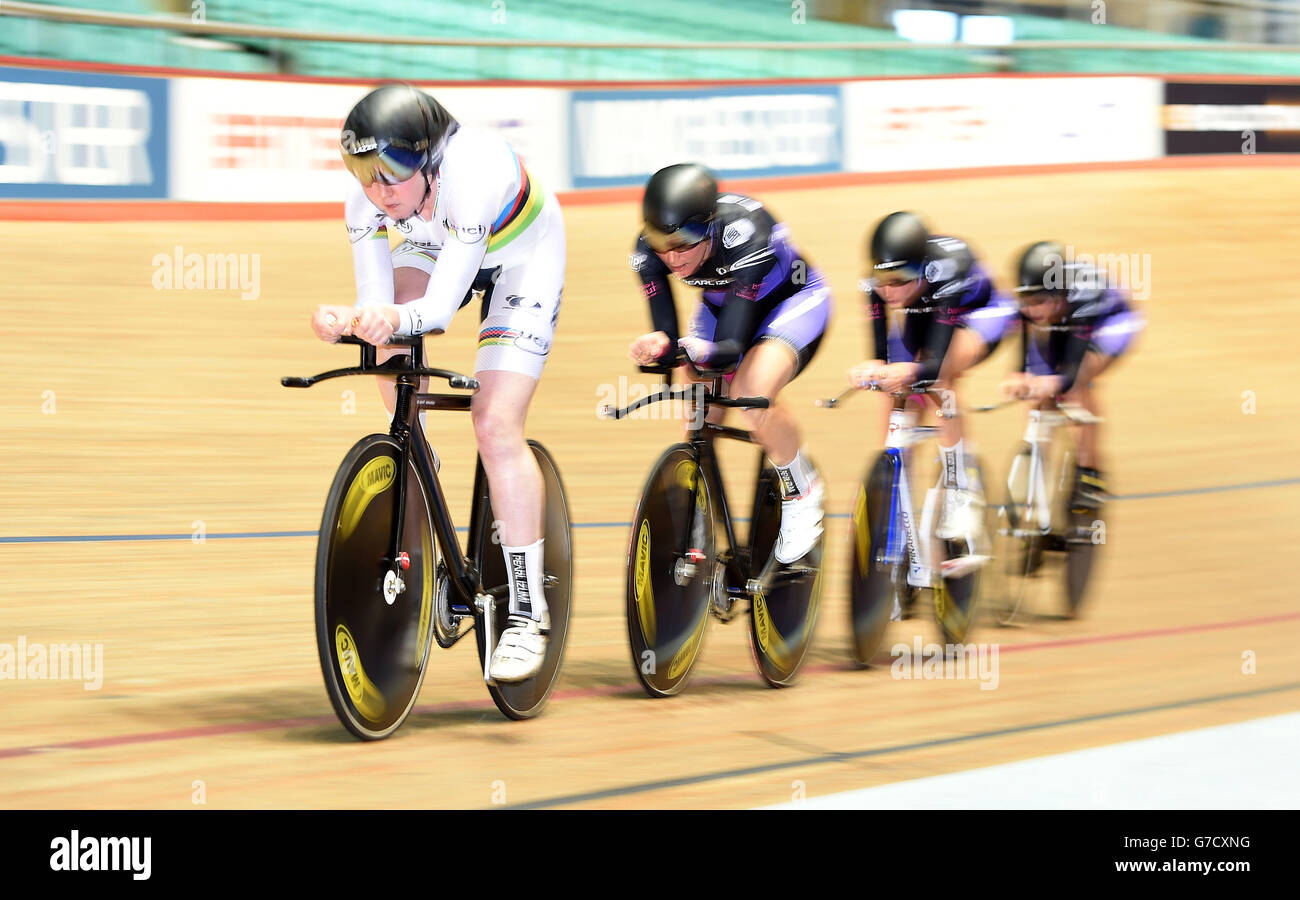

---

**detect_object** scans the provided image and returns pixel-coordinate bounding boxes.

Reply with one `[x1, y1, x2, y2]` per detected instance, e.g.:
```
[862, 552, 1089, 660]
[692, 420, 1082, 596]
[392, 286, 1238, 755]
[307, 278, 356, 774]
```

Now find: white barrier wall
[1, 65, 1171, 201]
[169, 79, 571, 201]
[842, 77, 1164, 171]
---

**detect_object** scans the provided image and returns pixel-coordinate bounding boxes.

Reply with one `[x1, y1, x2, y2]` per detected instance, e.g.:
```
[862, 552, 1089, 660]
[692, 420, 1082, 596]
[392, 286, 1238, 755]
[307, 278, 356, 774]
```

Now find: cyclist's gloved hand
[875, 361, 921, 394]
[352, 306, 399, 348]
[313, 305, 358, 343]
[629, 331, 675, 367]
[1025, 374, 1064, 402]
[849, 359, 885, 390]
[677, 336, 717, 366]
[1001, 373, 1031, 399]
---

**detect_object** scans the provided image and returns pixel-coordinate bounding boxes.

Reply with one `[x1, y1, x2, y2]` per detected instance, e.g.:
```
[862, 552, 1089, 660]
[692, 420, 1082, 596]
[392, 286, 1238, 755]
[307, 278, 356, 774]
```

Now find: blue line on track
[504, 680, 1300, 809]
[2, 476, 1295, 545]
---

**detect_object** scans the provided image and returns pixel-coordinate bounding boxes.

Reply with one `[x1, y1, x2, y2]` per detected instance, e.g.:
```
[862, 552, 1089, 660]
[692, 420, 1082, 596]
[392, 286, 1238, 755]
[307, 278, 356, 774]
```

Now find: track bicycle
[820, 382, 991, 665]
[282, 335, 572, 739]
[983, 398, 1105, 624]
[602, 354, 824, 695]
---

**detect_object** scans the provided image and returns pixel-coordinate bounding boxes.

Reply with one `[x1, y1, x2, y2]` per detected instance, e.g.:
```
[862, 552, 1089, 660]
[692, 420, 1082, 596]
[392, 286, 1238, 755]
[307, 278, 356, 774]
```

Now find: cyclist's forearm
[351, 240, 395, 308]
[645, 279, 680, 346]
[710, 291, 763, 369]
[394, 239, 486, 336]
[918, 318, 956, 382]
[1057, 334, 1090, 393]
[867, 291, 888, 361]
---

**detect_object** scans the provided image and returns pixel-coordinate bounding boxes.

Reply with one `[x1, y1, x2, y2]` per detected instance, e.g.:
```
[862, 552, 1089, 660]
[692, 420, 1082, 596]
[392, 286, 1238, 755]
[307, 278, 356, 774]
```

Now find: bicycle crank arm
[476, 592, 498, 685]
[744, 557, 817, 599]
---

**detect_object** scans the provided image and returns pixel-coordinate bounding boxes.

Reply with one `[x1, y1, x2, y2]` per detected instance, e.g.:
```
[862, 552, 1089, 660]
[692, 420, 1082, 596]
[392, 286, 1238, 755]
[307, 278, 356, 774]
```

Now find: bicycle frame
[284, 337, 489, 617]
[602, 364, 804, 600]
[689, 395, 768, 601]
[1008, 407, 1085, 538]
[878, 403, 946, 590]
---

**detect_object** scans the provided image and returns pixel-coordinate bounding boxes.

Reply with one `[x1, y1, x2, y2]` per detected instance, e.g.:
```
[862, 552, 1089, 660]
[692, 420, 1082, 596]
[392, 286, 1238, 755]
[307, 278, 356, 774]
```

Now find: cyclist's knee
[472, 405, 525, 458]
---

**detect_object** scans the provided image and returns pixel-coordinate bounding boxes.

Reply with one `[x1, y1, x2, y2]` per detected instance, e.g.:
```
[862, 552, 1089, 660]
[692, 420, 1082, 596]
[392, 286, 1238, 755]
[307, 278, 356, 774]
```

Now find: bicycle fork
[881, 409, 936, 591]
[1019, 410, 1055, 535]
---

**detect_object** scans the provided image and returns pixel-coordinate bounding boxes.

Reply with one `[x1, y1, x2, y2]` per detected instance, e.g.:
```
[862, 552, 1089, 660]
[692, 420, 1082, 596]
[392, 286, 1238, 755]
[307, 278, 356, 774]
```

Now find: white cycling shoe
[774, 480, 825, 565]
[488, 612, 550, 683]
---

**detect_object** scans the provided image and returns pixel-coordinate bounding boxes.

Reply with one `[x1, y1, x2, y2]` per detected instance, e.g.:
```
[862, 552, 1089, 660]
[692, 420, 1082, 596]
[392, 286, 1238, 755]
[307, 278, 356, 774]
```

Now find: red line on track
[1, 610, 1295, 761]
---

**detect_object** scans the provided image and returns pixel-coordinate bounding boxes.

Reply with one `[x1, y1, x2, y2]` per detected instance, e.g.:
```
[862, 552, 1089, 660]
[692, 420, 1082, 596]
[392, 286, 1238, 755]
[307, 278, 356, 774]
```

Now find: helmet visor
[1014, 285, 1064, 307]
[643, 216, 712, 254]
[870, 260, 922, 286]
[341, 136, 429, 186]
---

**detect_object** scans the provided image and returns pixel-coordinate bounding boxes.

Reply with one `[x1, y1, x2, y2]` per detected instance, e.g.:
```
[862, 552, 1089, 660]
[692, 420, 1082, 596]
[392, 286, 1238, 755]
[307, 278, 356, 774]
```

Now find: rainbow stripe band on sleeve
[372, 224, 388, 240]
[478, 325, 521, 350]
[487, 153, 543, 253]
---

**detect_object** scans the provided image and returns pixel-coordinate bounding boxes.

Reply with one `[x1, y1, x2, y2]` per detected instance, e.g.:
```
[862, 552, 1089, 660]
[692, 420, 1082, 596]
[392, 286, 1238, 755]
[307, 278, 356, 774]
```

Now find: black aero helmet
[869, 211, 929, 282]
[340, 83, 459, 186]
[1015, 240, 1068, 295]
[641, 163, 718, 252]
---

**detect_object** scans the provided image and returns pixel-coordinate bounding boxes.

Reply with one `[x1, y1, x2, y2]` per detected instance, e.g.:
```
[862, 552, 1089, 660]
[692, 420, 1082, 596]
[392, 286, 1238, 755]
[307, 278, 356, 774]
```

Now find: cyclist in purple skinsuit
[628, 163, 833, 565]
[1002, 241, 1144, 514]
[849, 211, 1018, 543]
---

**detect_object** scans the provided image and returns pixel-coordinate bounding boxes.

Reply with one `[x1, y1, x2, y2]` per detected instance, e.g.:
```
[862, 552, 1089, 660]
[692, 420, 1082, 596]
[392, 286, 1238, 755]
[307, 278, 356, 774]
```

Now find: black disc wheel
[315, 435, 438, 740]
[625, 444, 716, 697]
[471, 440, 573, 720]
[747, 464, 824, 687]
[849, 452, 902, 665]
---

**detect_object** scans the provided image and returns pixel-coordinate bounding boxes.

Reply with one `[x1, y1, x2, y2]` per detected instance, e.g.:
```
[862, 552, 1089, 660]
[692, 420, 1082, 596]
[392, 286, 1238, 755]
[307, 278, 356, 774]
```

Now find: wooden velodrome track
[2, 163, 1297, 809]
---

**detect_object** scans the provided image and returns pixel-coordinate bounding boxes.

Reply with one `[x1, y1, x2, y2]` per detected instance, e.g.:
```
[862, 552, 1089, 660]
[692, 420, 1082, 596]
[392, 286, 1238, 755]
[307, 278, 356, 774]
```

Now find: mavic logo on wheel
[634, 521, 655, 643]
[666, 613, 706, 680]
[337, 457, 396, 541]
[751, 596, 795, 673]
[335, 625, 386, 720]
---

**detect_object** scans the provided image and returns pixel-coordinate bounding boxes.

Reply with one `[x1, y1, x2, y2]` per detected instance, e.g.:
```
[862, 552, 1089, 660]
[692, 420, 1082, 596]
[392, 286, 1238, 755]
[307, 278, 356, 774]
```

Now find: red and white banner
[842, 76, 1164, 171]
[168, 79, 570, 202]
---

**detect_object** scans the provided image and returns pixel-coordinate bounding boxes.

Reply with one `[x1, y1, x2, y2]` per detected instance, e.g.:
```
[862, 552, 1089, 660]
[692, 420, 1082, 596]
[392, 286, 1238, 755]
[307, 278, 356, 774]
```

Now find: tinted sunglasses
[871, 262, 922, 288]
[1015, 287, 1064, 307]
[643, 216, 713, 253]
[341, 135, 430, 186]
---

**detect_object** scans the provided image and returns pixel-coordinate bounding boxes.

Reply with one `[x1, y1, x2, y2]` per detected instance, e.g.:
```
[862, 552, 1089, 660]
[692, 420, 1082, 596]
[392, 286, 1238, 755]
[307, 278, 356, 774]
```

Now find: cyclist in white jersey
[310, 84, 565, 683]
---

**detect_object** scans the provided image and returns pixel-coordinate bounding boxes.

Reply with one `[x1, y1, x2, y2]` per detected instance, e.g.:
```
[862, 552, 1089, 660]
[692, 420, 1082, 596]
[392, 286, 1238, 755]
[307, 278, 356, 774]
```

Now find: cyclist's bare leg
[933, 327, 992, 487]
[730, 341, 824, 562]
[471, 370, 544, 548]
[1062, 350, 1114, 470]
[729, 340, 799, 465]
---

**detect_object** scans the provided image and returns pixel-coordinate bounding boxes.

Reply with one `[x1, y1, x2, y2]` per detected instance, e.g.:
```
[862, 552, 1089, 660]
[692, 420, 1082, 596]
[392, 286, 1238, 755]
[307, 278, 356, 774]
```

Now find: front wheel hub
[382, 569, 405, 605]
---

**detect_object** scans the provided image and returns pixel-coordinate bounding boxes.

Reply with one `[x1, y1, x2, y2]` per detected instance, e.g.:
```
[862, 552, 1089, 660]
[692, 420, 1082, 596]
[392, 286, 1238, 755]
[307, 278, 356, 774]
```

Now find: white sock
[772, 449, 818, 500]
[503, 538, 547, 622]
[939, 439, 967, 490]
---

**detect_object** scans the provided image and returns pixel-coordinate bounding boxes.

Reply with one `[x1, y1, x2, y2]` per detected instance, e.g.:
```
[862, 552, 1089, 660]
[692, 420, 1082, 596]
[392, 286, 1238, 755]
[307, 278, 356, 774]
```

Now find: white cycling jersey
[343, 125, 564, 378]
